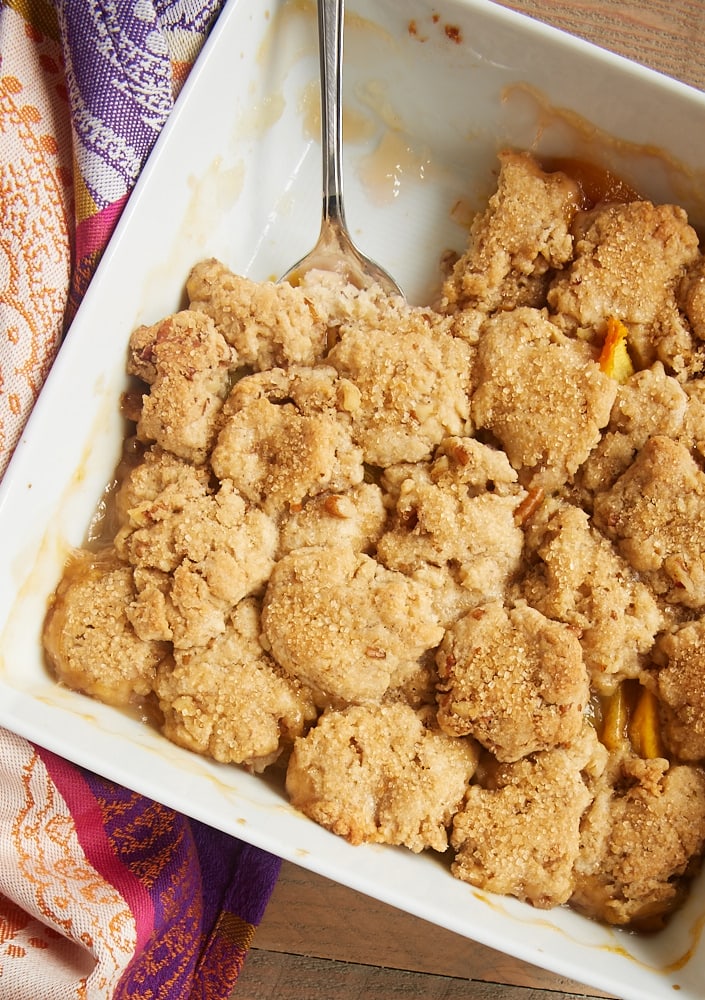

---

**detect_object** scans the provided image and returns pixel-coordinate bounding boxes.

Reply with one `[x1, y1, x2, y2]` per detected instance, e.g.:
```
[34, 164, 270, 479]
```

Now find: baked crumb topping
[44, 149, 705, 930]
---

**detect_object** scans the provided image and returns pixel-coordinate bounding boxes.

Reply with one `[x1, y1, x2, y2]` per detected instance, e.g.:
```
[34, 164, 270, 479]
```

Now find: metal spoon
[280, 0, 403, 296]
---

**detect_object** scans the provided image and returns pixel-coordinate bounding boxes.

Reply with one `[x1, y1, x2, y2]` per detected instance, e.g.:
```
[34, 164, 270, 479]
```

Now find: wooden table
[234, 2, 703, 996]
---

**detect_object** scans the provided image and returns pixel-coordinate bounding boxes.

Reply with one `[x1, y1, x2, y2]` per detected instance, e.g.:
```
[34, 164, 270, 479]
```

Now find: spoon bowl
[280, 0, 403, 297]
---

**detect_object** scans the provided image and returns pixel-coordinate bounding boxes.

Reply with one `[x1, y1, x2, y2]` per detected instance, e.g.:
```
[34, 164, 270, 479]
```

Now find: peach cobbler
[44, 151, 705, 929]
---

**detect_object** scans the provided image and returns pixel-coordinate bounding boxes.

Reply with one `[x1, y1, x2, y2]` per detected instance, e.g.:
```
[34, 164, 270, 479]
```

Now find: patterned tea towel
[0, 3, 281, 997]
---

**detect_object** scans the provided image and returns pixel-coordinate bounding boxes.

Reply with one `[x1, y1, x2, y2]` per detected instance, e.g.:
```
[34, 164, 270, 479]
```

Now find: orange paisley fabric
[0, 4, 281, 997]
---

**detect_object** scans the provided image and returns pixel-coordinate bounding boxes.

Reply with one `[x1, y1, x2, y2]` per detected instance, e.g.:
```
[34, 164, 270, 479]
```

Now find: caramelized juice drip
[542, 155, 643, 209]
[85, 427, 145, 549]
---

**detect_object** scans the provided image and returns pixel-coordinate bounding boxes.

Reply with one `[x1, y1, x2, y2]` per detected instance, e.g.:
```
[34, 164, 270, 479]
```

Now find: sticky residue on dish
[356, 130, 433, 205]
[500, 81, 705, 233]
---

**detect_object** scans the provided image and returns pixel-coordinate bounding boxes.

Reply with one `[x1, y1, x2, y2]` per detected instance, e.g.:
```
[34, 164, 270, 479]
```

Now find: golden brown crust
[43, 548, 168, 706]
[262, 545, 443, 707]
[277, 483, 387, 557]
[186, 258, 328, 369]
[436, 601, 588, 761]
[127, 309, 234, 464]
[155, 598, 317, 771]
[451, 725, 606, 908]
[521, 501, 662, 694]
[210, 366, 364, 515]
[328, 310, 473, 466]
[593, 435, 705, 607]
[115, 448, 277, 646]
[577, 362, 688, 496]
[654, 621, 705, 761]
[572, 753, 705, 926]
[286, 703, 479, 852]
[471, 307, 616, 491]
[44, 148, 705, 929]
[549, 201, 701, 378]
[441, 150, 581, 326]
[377, 441, 525, 623]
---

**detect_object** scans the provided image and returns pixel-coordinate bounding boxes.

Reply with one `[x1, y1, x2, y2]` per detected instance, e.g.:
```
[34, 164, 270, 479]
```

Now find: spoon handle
[319, 0, 346, 230]
[279, 0, 402, 297]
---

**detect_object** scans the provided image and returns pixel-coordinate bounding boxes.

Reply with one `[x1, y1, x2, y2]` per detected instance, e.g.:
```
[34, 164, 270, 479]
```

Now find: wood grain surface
[233, 2, 703, 997]
[503, 0, 705, 93]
